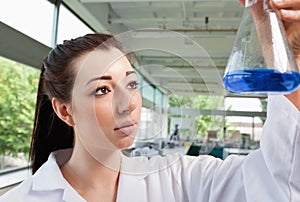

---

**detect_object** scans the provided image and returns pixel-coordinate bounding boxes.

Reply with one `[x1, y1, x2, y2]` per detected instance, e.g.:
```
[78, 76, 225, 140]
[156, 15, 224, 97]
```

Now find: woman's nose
[114, 88, 138, 115]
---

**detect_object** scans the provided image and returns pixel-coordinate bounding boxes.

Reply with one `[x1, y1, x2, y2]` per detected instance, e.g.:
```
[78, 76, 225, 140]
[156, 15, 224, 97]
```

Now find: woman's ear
[51, 97, 75, 126]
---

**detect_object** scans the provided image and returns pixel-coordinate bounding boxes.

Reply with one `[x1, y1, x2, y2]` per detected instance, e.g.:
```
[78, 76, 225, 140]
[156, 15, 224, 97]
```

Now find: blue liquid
[223, 69, 300, 93]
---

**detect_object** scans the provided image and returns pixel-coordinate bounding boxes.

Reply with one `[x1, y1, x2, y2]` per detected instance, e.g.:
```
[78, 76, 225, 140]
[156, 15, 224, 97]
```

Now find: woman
[1, 0, 300, 201]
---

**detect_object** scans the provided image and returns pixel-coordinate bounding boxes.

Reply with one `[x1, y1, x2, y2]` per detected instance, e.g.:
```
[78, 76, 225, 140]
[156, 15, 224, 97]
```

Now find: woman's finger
[278, 9, 300, 22]
[270, 0, 300, 9]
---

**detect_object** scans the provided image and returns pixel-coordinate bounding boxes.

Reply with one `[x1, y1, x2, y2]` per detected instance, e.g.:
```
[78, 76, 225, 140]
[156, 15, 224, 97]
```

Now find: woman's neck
[60, 140, 122, 201]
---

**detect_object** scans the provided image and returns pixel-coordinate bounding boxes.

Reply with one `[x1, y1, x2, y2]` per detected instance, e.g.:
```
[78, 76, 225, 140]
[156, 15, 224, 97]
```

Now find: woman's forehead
[81, 48, 127, 68]
[74, 48, 133, 85]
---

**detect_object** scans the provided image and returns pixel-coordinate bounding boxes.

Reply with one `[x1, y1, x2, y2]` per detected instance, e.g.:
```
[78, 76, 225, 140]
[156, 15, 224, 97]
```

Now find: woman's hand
[270, 0, 300, 58]
[270, 0, 300, 22]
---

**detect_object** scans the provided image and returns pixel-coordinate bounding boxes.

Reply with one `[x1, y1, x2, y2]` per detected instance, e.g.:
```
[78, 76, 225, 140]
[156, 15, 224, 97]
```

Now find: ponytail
[30, 65, 74, 174]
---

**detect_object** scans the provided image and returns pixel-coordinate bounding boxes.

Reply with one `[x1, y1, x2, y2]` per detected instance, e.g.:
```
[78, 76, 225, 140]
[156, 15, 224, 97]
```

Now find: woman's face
[71, 48, 142, 154]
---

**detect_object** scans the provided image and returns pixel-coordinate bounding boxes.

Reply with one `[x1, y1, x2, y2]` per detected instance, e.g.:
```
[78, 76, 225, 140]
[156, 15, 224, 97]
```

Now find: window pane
[57, 4, 94, 44]
[0, 56, 39, 171]
[224, 97, 264, 141]
[224, 97, 262, 112]
[136, 71, 143, 94]
[142, 81, 154, 103]
[0, 0, 53, 47]
[155, 88, 163, 106]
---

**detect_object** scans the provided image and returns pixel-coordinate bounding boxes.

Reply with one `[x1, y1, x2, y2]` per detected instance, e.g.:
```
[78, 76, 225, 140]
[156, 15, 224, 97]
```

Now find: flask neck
[245, 0, 272, 10]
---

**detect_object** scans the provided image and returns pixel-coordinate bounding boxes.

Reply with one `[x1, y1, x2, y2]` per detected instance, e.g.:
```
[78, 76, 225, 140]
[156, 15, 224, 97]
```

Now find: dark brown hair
[30, 33, 126, 174]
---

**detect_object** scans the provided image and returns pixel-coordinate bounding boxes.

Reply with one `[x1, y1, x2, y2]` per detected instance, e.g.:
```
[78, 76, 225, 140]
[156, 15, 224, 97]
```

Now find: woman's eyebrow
[86, 75, 112, 86]
[86, 71, 136, 86]
[126, 71, 136, 76]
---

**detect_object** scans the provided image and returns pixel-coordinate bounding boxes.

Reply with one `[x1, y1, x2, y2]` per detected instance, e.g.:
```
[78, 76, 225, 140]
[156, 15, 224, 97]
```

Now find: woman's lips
[114, 123, 137, 136]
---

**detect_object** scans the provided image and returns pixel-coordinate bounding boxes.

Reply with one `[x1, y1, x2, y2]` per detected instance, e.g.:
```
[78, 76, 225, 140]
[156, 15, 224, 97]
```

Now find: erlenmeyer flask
[223, 0, 300, 94]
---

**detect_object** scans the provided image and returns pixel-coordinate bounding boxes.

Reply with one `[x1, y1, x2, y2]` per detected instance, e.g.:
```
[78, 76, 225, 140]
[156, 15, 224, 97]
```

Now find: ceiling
[62, 0, 245, 96]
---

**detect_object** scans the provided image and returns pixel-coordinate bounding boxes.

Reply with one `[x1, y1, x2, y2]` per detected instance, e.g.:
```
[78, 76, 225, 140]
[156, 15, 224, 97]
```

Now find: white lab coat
[0, 95, 299, 202]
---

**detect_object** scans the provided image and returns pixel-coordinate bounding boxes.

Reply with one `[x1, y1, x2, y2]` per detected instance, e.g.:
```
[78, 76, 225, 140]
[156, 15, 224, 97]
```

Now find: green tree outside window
[0, 56, 39, 159]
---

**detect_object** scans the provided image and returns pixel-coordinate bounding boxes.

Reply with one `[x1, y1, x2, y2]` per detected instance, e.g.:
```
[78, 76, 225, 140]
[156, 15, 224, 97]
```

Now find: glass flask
[223, 0, 300, 94]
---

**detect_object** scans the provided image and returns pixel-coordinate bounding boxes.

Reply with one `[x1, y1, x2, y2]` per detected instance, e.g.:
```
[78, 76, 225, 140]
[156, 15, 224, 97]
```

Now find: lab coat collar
[31, 148, 184, 202]
[32, 149, 72, 191]
[32, 149, 87, 202]
[31, 149, 149, 190]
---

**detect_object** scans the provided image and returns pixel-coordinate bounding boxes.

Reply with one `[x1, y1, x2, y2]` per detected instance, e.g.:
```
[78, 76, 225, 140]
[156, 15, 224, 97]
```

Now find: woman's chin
[114, 137, 135, 150]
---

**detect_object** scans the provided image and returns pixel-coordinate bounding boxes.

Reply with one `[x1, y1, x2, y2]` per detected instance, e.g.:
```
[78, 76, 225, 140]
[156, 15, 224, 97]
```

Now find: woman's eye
[95, 86, 110, 96]
[127, 81, 138, 89]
